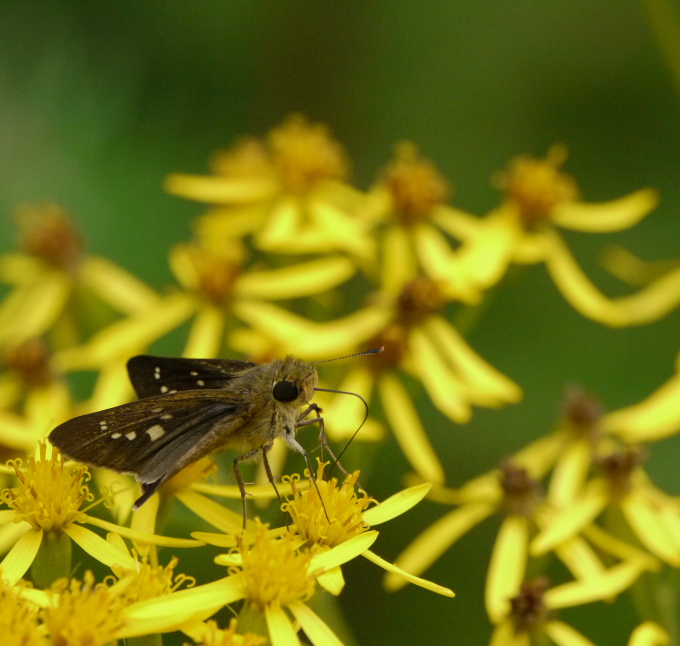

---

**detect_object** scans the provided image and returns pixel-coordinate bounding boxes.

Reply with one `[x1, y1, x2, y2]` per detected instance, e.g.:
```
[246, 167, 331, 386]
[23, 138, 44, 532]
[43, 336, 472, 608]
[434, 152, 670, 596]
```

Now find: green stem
[31, 531, 71, 589]
[237, 603, 269, 641]
[126, 635, 163, 646]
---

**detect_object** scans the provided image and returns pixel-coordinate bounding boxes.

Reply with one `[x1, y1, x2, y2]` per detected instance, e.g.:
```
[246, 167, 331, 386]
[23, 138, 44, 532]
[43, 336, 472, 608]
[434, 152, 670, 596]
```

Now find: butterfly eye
[272, 380, 299, 403]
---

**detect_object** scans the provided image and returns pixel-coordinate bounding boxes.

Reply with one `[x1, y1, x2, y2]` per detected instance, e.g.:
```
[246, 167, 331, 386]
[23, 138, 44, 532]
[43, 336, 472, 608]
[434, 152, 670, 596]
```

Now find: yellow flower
[362, 142, 480, 298]
[490, 568, 649, 646]
[0, 576, 45, 646]
[433, 147, 660, 326]
[166, 114, 374, 259]
[123, 523, 381, 646]
[0, 338, 72, 452]
[0, 202, 163, 348]
[0, 443, 202, 585]
[531, 444, 680, 566]
[195, 463, 454, 598]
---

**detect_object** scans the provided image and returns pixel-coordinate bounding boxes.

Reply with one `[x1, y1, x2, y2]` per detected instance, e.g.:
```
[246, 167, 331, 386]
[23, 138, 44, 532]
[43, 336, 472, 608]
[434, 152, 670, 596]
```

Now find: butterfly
[49, 350, 379, 525]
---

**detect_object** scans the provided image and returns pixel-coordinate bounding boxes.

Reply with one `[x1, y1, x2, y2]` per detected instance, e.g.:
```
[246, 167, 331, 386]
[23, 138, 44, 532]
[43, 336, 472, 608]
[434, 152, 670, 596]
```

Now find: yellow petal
[628, 622, 670, 646]
[0, 252, 42, 283]
[182, 306, 224, 358]
[456, 209, 520, 290]
[123, 576, 245, 631]
[233, 301, 391, 359]
[604, 373, 680, 443]
[544, 620, 598, 646]
[486, 516, 528, 623]
[255, 196, 302, 246]
[79, 256, 161, 313]
[87, 360, 135, 411]
[378, 373, 445, 483]
[408, 327, 471, 422]
[0, 271, 72, 344]
[512, 432, 564, 481]
[381, 227, 418, 296]
[424, 316, 522, 405]
[545, 559, 646, 608]
[25, 382, 71, 436]
[63, 524, 137, 569]
[316, 566, 345, 596]
[385, 502, 495, 592]
[531, 480, 608, 556]
[164, 173, 278, 203]
[620, 490, 680, 565]
[84, 515, 204, 548]
[543, 232, 629, 327]
[430, 205, 483, 241]
[0, 411, 40, 450]
[552, 189, 658, 232]
[363, 483, 431, 525]
[308, 531, 378, 574]
[266, 604, 301, 646]
[235, 256, 355, 300]
[175, 490, 251, 533]
[288, 601, 344, 646]
[363, 549, 454, 597]
[0, 526, 41, 584]
[54, 293, 196, 369]
[547, 440, 592, 507]
[553, 536, 605, 580]
[490, 620, 530, 646]
[583, 524, 660, 571]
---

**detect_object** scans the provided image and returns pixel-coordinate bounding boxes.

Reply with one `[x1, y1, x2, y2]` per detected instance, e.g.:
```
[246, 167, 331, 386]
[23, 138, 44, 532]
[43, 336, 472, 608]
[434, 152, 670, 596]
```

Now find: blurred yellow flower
[433, 147, 660, 326]
[167, 114, 375, 259]
[0, 202, 162, 348]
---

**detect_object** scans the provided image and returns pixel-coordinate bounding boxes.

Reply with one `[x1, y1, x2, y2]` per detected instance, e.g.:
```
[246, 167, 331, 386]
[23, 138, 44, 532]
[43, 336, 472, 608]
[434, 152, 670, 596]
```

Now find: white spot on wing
[197, 380, 205, 387]
[111, 433, 121, 439]
[160, 413, 173, 420]
[190, 371, 198, 376]
[151, 407, 163, 413]
[154, 367, 161, 380]
[125, 431, 137, 440]
[160, 385, 169, 394]
[146, 425, 165, 441]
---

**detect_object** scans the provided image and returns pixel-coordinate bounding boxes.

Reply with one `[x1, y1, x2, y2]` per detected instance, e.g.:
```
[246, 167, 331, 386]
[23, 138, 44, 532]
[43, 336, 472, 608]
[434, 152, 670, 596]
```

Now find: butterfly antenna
[311, 346, 383, 366]
[314, 387, 370, 476]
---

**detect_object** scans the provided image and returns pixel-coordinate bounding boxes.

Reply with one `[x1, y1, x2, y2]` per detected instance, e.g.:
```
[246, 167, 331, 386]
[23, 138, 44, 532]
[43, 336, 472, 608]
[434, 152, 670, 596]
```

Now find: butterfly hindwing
[127, 355, 258, 399]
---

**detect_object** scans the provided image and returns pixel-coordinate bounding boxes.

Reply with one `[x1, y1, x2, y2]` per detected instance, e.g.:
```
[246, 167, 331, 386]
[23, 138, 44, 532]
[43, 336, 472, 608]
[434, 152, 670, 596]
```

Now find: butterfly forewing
[49, 390, 247, 482]
[127, 355, 258, 399]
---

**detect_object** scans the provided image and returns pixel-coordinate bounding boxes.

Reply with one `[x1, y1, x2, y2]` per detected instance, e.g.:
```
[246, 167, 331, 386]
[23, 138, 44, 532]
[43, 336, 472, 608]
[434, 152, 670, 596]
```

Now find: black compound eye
[272, 380, 299, 403]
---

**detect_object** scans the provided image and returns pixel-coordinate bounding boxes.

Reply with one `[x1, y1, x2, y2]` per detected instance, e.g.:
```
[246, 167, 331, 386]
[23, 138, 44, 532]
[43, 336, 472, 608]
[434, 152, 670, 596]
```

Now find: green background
[1, 2, 680, 644]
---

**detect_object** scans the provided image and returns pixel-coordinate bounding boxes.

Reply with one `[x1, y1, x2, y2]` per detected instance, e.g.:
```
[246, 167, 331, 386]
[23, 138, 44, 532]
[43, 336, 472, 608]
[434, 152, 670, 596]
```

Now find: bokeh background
[2, 2, 680, 644]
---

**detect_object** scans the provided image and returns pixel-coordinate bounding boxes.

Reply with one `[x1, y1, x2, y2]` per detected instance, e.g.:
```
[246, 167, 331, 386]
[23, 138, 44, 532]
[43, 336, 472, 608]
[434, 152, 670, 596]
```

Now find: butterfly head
[273, 356, 318, 406]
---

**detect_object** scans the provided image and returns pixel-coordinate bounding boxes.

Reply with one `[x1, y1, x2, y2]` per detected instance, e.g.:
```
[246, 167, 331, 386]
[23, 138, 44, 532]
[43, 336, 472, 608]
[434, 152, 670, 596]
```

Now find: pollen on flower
[2, 338, 53, 389]
[235, 524, 316, 613]
[210, 138, 274, 179]
[1, 443, 91, 533]
[112, 556, 195, 605]
[283, 463, 374, 548]
[184, 619, 266, 646]
[494, 146, 579, 226]
[509, 577, 551, 635]
[0, 577, 45, 646]
[15, 202, 84, 272]
[499, 462, 543, 517]
[267, 114, 349, 193]
[41, 571, 125, 646]
[397, 276, 444, 326]
[382, 142, 450, 226]
[172, 241, 244, 306]
[596, 446, 645, 499]
[560, 386, 604, 443]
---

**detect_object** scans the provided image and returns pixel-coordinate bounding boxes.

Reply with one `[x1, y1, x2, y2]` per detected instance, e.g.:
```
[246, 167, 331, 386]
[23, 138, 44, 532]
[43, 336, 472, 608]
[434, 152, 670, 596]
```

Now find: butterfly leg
[261, 442, 289, 529]
[233, 446, 264, 530]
